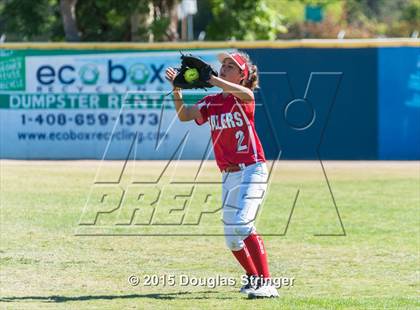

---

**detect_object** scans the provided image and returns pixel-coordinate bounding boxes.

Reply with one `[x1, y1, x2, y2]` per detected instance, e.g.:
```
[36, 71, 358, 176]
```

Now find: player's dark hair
[238, 51, 259, 90]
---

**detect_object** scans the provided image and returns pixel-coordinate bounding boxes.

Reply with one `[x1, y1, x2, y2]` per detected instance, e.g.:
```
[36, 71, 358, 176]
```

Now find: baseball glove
[173, 54, 218, 89]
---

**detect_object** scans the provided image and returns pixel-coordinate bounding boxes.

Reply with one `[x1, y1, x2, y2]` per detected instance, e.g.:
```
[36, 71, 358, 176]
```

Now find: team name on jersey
[209, 112, 244, 131]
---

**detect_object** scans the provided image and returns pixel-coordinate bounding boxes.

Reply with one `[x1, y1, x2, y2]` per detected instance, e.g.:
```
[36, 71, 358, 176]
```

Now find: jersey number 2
[235, 130, 247, 152]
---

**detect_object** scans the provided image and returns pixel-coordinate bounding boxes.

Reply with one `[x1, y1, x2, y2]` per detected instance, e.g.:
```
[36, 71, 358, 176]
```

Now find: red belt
[222, 163, 251, 173]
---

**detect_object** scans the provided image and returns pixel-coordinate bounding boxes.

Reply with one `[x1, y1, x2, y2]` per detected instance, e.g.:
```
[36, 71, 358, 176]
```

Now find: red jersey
[194, 93, 266, 171]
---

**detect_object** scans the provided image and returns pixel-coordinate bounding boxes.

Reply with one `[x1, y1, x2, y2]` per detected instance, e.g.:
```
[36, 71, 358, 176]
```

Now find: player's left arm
[208, 75, 254, 102]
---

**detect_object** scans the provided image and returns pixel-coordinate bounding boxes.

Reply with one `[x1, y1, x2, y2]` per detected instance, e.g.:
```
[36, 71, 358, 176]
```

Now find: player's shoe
[248, 285, 279, 299]
[239, 275, 257, 295]
[269, 285, 279, 298]
[247, 279, 279, 299]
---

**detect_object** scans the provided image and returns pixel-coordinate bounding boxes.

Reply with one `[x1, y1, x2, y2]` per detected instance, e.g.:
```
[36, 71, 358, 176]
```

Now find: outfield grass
[0, 160, 419, 309]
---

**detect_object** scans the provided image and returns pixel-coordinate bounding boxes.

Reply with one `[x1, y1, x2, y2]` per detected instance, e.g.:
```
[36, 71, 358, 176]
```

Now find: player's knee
[224, 224, 254, 251]
[224, 234, 244, 251]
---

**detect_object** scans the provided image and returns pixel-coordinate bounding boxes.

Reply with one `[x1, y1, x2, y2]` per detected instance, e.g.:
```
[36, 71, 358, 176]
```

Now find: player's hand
[165, 67, 178, 88]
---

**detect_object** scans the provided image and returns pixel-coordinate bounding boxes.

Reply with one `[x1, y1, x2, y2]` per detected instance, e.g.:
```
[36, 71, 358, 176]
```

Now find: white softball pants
[222, 161, 268, 251]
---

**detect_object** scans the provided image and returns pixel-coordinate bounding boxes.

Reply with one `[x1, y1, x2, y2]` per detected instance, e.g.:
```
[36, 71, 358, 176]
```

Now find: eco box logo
[25, 51, 222, 93]
[35, 60, 164, 86]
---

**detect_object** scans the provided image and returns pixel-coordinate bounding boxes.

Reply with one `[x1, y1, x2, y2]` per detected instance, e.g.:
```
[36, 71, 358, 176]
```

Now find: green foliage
[75, 0, 152, 41]
[273, 0, 420, 39]
[387, 0, 420, 37]
[266, 0, 306, 24]
[341, 0, 420, 37]
[75, 0, 173, 42]
[1, 0, 63, 41]
[0, 0, 171, 42]
[206, 0, 287, 40]
[0, 0, 418, 41]
[150, 17, 171, 42]
[401, 1, 420, 25]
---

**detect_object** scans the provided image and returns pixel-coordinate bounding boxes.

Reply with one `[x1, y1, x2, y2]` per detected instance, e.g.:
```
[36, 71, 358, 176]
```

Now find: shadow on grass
[0, 291, 235, 302]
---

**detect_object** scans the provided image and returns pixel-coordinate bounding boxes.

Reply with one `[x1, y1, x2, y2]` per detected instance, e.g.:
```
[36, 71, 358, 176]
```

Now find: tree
[206, 0, 287, 41]
[74, 0, 178, 41]
[0, 0, 63, 41]
[60, 0, 80, 41]
[0, 0, 417, 41]
[0, 0, 178, 42]
[147, 0, 179, 41]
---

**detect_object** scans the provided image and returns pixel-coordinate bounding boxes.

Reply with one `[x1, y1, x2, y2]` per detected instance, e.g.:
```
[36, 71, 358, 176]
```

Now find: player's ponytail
[244, 64, 259, 90]
[238, 51, 259, 90]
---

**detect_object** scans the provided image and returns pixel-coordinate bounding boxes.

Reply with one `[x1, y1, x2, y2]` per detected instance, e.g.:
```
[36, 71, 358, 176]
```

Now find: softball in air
[184, 68, 199, 83]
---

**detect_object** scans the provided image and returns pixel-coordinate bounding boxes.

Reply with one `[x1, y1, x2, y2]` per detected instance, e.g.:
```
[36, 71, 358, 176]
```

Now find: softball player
[166, 52, 278, 298]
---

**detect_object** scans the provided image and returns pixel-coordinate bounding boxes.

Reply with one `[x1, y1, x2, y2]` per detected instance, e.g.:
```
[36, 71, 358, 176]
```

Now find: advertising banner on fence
[0, 50, 223, 159]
